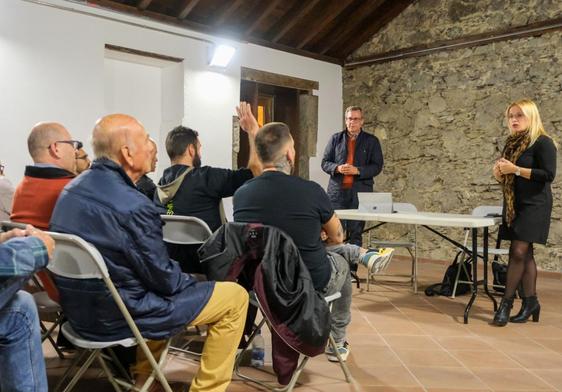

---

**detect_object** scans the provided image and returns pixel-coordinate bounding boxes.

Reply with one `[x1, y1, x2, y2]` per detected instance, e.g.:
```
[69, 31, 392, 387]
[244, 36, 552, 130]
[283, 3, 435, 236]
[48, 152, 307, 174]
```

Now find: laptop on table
[358, 192, 393, 213]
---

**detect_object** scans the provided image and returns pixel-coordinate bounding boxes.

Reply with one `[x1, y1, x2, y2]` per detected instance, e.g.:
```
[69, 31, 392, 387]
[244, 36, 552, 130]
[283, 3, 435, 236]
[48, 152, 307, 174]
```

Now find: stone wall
[344, 0, 562, 270]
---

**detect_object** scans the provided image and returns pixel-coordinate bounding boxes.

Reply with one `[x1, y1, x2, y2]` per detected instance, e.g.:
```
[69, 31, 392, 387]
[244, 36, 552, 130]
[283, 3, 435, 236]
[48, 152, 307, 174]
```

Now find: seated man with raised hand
[50, 113, 249, 392]
[233, 122, 353, 362]
[156, 102, 261, 232]
[0, 225, 55, 392]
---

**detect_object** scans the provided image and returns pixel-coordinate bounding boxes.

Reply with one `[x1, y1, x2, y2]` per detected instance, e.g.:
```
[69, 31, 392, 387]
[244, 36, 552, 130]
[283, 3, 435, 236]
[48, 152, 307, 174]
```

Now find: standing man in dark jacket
[50, 114, 249, 392]
[321, 106, 383, 246]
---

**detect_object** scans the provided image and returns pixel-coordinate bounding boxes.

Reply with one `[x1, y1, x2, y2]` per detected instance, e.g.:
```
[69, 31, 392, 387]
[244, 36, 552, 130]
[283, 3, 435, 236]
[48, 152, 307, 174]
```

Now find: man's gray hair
[344, 106, 363, 117]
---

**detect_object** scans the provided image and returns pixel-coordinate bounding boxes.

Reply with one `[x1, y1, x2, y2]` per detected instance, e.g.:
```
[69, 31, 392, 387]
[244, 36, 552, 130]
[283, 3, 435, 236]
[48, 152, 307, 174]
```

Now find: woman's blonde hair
[505, 99, 558, 148]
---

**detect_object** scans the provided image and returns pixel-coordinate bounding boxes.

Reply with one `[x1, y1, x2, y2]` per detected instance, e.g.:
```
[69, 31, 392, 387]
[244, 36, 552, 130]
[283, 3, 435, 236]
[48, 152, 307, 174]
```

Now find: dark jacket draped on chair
[199, 222, 330, 385]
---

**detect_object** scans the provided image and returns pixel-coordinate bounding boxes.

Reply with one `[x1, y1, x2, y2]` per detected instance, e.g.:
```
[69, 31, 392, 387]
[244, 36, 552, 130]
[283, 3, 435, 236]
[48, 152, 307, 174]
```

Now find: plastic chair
[450, 206, 508, 298]
[234, 292, 352, 392]
[160, 215, 212, 245]
[366, 202, 418, 291]
[46, 232, 173, 392]
[160, 215, 212, 356]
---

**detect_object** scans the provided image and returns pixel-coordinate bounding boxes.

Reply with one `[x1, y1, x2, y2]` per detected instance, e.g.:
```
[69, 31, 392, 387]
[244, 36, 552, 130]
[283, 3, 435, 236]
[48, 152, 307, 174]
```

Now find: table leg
[482, 227, 498, 311]
[413, 225, 418, 293]
[464, 228, 479, 324]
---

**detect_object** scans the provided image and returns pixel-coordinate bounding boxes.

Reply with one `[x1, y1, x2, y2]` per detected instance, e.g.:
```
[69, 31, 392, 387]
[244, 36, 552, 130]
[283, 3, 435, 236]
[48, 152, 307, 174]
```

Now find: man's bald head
[92, 114, 151, 182]
[92, 114, 141, 160]
[28, 122, 70, 161]
[27, 122, 77, 173]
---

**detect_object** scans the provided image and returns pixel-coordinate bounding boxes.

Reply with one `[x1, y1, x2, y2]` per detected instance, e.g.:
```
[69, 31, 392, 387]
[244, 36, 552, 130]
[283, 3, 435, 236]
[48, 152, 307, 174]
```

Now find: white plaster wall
[0, 0, 342, 188]
[104, 58, 162, 141]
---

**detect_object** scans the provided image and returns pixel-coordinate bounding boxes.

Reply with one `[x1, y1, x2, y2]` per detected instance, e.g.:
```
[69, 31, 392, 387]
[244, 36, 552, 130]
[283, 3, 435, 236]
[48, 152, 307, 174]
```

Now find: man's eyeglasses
[346, 117, 362, 122]
[54, 140, 83, 150]
[76, 154, 89, 160]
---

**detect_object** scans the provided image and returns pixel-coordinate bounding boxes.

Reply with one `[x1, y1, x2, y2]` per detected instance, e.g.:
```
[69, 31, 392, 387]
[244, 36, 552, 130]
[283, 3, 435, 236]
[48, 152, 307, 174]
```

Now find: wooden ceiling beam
[345, 15, 562, 69]
[244, 0, 284, 37]
[213, 0, 245, 27]
[87, 0, 343, 64]
[270, 0, 321, 43]
[317, 0, 385, 55]
[137, 0, 152, 11]
[295, 0, 355, 50]
[331, 0, 414, 59]
[177, 0, 201, 20]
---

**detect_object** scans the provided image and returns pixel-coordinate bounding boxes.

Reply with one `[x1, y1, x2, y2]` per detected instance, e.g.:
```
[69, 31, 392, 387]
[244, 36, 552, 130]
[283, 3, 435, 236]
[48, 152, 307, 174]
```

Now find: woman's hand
[498, 158, 517, 175]
[493, 160, 503, 181]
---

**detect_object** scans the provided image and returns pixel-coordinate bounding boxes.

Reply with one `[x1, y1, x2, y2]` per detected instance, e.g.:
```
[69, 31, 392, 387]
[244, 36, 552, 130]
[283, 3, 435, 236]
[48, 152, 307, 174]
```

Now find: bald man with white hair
[11, 122, 80, 229]
[50, 114, 248, 392]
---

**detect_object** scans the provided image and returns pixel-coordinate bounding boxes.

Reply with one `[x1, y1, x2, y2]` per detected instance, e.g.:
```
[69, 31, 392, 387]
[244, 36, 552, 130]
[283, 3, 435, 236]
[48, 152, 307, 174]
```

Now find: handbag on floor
[425, 251, 472, 297]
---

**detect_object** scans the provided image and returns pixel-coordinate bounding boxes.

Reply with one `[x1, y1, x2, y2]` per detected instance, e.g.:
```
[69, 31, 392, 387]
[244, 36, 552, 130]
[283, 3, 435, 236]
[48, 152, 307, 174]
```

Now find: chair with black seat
[199, 222, 352, 392]
[234, 291, 351, 392]
[46, 232, 173, 392]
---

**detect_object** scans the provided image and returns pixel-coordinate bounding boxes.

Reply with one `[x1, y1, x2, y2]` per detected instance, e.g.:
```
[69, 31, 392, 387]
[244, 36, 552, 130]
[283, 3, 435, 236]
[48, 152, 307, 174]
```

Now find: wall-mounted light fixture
[209, 44, 236, 68]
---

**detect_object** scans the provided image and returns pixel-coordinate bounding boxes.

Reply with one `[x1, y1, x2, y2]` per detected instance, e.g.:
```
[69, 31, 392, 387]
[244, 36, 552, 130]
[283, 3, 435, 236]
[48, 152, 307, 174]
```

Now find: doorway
[237, 68, 319, 179]
[103, 45, 184, 180]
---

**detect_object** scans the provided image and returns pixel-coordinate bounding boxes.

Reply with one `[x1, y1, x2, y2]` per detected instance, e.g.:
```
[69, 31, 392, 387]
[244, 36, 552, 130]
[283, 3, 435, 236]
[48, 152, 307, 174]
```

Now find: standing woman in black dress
[492, 99, 557, 326]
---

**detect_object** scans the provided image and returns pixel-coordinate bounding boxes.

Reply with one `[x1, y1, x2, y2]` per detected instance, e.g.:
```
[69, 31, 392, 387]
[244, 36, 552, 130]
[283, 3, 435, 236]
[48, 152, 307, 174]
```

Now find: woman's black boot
[493, 297, 514, 326]
[510, 295, 540, 323]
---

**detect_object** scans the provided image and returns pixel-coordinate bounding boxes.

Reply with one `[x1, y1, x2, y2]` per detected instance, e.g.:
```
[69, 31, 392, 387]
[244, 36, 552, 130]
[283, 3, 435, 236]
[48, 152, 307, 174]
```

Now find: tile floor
[45, 256, 562, 391]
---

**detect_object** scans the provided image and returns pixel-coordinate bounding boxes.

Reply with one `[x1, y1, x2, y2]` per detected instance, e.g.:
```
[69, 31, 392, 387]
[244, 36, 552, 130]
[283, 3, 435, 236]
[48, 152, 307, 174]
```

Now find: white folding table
[335, 210, 502, 323]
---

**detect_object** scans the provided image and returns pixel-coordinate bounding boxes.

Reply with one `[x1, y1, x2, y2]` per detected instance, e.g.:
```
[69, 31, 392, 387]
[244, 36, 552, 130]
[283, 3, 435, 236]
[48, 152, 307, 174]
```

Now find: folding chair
[1, 221, 65, 359]
[234, 292, 352, 392]
[33, 286, 65, 359]
[450, 206, 509, 298]
[160, 215, 212, 357]
[46, 232, 173, 392]
[160, 215, 212, 245]
[366, 202, 418, 291]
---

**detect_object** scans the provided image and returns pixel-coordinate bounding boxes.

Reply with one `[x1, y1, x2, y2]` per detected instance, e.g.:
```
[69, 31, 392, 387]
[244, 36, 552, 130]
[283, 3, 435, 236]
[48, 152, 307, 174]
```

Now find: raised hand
[236, 102, 260, 137]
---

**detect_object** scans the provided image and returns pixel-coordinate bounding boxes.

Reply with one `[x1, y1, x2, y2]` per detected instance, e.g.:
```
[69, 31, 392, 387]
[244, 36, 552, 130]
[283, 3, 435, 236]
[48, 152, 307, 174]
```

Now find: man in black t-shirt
[156, 103, 261, 232]
[234, 122, 353, 362]
[156, 103, 261, 273]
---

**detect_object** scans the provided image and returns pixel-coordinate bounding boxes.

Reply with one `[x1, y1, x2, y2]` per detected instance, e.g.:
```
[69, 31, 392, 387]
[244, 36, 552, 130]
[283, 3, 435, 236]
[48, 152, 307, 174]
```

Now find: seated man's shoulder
[64, 168, 156, 215]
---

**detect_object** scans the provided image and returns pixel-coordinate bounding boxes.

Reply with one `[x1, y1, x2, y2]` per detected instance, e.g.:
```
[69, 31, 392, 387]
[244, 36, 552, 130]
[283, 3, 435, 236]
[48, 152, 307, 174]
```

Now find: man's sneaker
[362, 248, 395, 274]
[325, 341, 350, 362]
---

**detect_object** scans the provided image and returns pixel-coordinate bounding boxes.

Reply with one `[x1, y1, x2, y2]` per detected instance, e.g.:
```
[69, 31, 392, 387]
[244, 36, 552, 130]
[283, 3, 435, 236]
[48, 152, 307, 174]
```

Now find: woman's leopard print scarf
[501, 131, 530, 226]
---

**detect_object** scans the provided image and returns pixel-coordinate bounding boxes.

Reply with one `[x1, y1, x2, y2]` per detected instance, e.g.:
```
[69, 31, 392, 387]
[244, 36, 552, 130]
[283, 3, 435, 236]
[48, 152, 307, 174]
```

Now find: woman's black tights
[504, 240, 536, 298]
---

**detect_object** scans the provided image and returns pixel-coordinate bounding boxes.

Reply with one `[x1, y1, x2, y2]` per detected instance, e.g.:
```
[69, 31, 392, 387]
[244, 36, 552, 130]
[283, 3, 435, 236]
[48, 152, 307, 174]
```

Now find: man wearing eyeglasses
[11, 122, 80, 231]
[321, 106, 384, 246]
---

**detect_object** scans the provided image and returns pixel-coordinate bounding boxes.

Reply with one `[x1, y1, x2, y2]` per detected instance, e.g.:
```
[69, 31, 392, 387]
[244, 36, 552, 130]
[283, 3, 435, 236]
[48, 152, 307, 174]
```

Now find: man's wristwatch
[515, 167, 521, 176]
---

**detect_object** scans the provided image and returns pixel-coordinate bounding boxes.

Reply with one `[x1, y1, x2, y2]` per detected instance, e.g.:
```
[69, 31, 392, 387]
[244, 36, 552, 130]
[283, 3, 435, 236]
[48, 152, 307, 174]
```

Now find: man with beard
[233, 122, 353, 361]
[156, 103, 260, 231]
[156, 103, 260, 272]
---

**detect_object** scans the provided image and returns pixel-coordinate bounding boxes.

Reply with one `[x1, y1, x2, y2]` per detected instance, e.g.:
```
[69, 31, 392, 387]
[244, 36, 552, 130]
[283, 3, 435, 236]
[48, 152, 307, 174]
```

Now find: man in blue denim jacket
[321, 106, 384, 246]
[0, 226, 54, 392]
